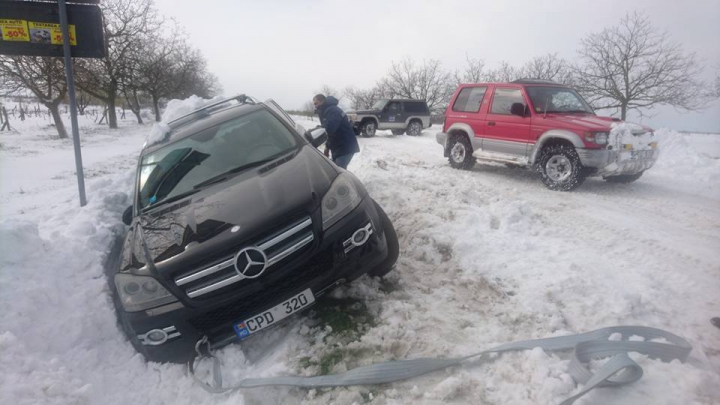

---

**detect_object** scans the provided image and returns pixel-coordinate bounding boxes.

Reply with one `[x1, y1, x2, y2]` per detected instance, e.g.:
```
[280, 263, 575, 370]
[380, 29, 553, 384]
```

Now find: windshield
[372, 99, 388, 110]
[525, 86, 594, 114]
[137, 109, 298, 210]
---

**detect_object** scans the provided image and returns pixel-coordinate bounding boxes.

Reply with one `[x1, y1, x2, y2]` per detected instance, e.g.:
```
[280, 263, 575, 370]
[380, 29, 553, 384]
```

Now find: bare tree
[314, 85, 339, 99]
[378, 57, 452, 112]
[343, 86, 384, 110]
[453, 56, 487, 85]
[0, 56, 68, 138]
[485, 61, 522, 83]
[573, 12, 715, 120]
[520, 53, 572, 84]
[75, 0, 156, 129]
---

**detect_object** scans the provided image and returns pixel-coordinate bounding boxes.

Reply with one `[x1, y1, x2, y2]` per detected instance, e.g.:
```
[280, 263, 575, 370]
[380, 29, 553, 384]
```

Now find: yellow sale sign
[28, 21, 76, 46]
[0, 19, 30, 42]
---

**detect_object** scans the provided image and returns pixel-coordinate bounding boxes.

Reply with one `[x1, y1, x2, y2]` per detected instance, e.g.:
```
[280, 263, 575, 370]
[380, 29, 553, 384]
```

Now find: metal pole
[58, 0, 87, 206]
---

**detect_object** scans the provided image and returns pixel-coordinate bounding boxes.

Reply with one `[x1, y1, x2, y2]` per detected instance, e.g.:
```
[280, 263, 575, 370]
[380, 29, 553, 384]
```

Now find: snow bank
[649, 129, 720, 197]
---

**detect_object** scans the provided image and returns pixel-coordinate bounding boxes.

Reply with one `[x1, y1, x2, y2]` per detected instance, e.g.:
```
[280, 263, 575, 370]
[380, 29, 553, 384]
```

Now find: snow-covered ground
[1, 104, 719, 405]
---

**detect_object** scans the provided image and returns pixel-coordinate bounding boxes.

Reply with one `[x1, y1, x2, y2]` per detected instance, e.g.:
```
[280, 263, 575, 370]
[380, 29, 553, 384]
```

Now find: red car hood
[543, 114, 653, 132]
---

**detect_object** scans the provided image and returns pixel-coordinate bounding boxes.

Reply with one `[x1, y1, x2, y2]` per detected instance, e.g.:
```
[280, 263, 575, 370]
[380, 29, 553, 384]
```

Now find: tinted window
[525, 86, 594, 114]
[404, 101, 428, 114]
[386, 101, 401, 113]
[490, 88, 526, 115]
[452, 87, 487, 113]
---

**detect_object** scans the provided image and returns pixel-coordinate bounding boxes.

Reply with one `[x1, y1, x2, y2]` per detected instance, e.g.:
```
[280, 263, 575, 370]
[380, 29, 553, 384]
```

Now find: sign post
[0, 0, 104, 207]
[58, 0, 86, 206]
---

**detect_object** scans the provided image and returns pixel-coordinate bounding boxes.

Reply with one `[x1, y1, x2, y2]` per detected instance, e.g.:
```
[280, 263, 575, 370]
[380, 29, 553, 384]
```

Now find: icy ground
[1, 107, 719, 405]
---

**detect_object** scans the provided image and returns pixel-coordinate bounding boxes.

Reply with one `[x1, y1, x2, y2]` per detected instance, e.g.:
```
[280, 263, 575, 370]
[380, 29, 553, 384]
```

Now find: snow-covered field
[1, 105, 719, 405]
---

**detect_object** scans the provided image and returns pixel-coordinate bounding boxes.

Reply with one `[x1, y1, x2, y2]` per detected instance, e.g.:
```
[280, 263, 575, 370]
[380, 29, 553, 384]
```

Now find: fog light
[352, 229, 369, 246]
[141, 329, 168, 345]
[343, 223, 374, 254]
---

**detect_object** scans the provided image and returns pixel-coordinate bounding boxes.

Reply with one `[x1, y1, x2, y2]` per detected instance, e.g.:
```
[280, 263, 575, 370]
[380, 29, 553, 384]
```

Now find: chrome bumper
[577, 148, 659, 176]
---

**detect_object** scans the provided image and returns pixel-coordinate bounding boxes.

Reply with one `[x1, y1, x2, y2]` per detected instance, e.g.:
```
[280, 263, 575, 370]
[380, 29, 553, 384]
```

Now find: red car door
[483, 86, 532, 157]
[446, 85, 490, 148]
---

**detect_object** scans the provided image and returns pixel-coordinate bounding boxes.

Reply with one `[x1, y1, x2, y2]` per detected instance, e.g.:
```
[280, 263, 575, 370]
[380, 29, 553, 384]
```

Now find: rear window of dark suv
[404, 101, 429, 114]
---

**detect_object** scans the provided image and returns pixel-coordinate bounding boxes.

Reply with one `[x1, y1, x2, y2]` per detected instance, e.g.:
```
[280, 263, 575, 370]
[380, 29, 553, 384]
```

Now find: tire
[391, 129, 405, 136]
[604, 171, 644, 183]
[537, 144, 586, 191]
[447, 135, 475, 170]
[361, 121, 377, 137]
[406, 120, 423, 136]
[368, 201, 399, 278]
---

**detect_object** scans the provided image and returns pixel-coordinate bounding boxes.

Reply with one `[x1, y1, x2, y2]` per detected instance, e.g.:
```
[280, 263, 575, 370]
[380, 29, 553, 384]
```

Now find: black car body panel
[109, 97, 397, 363]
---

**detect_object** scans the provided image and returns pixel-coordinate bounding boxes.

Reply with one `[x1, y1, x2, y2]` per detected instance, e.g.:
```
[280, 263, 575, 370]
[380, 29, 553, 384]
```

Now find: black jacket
[318, 96, 360, 157]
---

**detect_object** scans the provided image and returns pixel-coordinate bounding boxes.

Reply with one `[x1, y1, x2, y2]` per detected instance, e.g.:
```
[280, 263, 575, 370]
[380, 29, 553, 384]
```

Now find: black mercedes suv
[109, 95, 399, 363]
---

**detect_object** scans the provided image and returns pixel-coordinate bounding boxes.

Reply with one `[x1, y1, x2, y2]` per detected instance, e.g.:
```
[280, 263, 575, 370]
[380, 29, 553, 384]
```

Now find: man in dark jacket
[313, 94, 360, 169]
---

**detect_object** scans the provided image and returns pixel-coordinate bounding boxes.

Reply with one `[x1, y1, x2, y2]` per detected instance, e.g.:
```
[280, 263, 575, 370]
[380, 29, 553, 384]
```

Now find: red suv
[437, 80, 659, 191]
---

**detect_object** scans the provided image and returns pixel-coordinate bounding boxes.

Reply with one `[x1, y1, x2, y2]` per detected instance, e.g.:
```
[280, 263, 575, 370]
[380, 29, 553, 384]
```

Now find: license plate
[233, 289, 315, 340]
[631, 150, 651, 159]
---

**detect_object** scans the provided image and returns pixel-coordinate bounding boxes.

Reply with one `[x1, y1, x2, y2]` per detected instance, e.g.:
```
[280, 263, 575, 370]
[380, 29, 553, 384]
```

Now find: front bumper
[118, 197, 388, 363]
[577, 148, 659, 176]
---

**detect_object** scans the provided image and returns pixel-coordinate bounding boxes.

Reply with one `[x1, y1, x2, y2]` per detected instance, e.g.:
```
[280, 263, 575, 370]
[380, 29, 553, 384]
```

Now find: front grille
[187, 250, 333, 333]
[174, 216, 314, 298]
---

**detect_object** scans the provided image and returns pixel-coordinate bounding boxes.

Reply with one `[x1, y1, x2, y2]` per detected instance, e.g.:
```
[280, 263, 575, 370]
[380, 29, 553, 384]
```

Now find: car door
[383, 101, 403, 128]
[446, 85, 489, 148]
[484, 86, 532, 157]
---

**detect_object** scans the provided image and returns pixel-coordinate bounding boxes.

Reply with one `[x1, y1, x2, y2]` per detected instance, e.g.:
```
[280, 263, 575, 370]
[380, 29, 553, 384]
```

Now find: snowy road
[1, 114, 719, 404]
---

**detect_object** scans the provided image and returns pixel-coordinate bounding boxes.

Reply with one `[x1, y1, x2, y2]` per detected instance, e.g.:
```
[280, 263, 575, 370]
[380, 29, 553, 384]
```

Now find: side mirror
[122, 205, 133, 226]
[304, 127, 328, 148]
[510, 103, 527, 117]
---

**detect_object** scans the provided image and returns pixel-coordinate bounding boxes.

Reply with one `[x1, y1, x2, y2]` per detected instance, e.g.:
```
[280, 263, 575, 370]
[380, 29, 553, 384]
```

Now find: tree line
[0, 0, 219, 139]
[339, 12, 718, 121]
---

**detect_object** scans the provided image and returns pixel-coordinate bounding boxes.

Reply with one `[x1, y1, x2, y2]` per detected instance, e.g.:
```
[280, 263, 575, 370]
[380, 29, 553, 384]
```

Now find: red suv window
[490, 88, 526, 115]
[452, 87, 487, 113]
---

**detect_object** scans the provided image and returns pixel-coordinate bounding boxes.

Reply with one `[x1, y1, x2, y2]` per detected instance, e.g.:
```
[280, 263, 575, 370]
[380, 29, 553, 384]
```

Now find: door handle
[487, 121, 496, 126]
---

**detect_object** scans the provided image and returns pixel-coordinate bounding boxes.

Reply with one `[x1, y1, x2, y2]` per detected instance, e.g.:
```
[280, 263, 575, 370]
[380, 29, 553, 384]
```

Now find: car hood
[123, 146, 337, 272]
[542, 114, 653, 132]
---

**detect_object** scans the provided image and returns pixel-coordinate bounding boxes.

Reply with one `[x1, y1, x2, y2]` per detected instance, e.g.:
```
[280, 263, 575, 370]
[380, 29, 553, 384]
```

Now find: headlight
[322, 173, 362, 230]
[584, 131, 609, 145]
[347, 113, 358, 122]
[114, 273, 177, 312]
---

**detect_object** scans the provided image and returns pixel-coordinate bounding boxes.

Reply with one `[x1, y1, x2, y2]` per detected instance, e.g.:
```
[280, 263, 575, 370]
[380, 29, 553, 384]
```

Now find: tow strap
[189, 325, 692, 404]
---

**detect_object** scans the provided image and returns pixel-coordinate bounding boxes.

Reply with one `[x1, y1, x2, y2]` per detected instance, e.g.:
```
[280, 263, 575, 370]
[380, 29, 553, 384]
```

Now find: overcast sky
[154, 0, 720, 132]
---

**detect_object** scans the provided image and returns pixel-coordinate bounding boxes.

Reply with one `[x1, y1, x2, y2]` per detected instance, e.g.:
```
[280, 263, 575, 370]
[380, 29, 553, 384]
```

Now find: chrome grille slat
[266, 232, 314, 267]
[258, 218, 312, 251]
[177, 216, 313, 298]
[188, 274, 243, 298]
[176, 258, 234, 286]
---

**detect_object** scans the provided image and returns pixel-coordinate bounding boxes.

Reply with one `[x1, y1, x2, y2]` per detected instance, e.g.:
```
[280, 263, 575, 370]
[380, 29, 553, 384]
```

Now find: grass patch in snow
[312, 297, 376, 337]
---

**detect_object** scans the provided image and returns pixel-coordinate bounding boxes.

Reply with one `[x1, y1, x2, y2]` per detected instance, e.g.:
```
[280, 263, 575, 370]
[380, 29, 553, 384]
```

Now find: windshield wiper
[192, 158, 275, 190]
[142, 188, 201, 212]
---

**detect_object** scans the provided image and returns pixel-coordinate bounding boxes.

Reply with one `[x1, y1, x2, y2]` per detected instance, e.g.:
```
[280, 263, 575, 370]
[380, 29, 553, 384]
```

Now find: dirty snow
[1, 100, 719, 405]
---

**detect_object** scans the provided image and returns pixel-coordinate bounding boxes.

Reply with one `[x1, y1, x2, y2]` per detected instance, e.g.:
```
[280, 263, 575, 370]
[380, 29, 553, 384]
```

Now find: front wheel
[361, 121, 376, 137]
[368, 201, 399, 278]
[538, 144, 586, 191]
[406, 120, 423, 136]
[604, 172, 644, 183]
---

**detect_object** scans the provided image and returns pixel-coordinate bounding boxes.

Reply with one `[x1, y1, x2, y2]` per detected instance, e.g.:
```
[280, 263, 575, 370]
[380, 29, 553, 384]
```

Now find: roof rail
[510, 79, 563, 85]
[167, 94, 257, 128]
